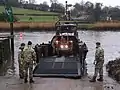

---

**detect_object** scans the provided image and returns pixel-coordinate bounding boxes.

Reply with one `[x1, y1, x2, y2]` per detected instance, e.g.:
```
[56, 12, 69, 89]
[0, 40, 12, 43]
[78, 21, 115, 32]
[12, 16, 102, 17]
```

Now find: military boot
[89, 76, 96, 82]
[97, 76, 103, 82]
[29, 78, 34, 83]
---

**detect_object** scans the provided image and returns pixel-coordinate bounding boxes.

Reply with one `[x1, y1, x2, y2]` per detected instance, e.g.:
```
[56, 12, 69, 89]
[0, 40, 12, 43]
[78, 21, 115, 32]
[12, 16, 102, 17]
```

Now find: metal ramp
[33, 56, 82, 78]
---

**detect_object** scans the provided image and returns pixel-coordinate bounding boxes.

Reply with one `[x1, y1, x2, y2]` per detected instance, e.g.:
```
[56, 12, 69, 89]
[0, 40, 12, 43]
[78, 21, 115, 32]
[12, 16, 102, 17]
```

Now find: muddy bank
[78, 22, 120, 30]
[106, 58, 120, 83]
[1, 22, 120, 31]
[0, 22, 56, 31]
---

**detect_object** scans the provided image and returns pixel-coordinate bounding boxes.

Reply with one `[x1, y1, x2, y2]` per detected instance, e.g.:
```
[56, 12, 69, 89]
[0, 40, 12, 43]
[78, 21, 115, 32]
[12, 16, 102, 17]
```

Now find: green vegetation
[0, 6, 57, 14]
[0, 13, 5, 21]
[0, 6, 4, 12]
[0, 6, 59, 22]
[78, 24, 94, 29]
[12, 7, 57, 15]
[17, 15, 58, 22]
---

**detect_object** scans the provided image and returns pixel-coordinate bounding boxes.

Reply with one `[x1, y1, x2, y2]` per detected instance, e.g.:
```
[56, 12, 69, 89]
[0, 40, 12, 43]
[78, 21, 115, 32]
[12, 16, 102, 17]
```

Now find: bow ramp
[33, 56, 85, 78]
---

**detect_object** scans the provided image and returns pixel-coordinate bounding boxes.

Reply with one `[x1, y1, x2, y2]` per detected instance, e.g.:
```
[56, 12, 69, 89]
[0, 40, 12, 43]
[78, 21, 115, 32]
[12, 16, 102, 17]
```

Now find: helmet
[28, 41, 32, 45]
[21, 43, 25, 46]
[19, 43, 25, 49]
[96, 42, 100, 45]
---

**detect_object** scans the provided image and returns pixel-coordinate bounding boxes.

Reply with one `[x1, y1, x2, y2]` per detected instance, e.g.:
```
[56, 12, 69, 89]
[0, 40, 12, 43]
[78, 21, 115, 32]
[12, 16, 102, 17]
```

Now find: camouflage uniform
[35, 44, 42, 63]
[52, 37, 59, 55]
[90, 42, 104, 82]
[94, 46, 104, 77]
[41, 43, 48, 57]
[18, 49, 24, 78]
[83, 43, 88, 61]
[23, 45, 36, 83]
[78, 41, 84, 63]
[18, 43, 25, 79]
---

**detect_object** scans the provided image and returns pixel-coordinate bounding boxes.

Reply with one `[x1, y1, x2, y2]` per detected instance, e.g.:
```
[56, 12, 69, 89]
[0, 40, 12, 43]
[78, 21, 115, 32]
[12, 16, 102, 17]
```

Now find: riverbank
[78, 22, 120, 30]
[0, 22, 56, 31]
[106, 57, 120, 84]
[1, 22, 120, 31]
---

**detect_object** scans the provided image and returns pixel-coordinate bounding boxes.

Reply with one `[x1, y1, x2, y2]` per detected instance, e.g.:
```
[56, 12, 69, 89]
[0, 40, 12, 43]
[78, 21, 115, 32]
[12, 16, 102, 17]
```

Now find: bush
[13, 16, 19, 22]
[0, 12, 19, 22]
[0, 13, 6, 21]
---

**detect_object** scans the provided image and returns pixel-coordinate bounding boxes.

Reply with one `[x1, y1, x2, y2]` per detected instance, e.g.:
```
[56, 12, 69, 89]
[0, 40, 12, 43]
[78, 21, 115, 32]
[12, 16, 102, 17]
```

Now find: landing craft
[33, 21, 88, 78]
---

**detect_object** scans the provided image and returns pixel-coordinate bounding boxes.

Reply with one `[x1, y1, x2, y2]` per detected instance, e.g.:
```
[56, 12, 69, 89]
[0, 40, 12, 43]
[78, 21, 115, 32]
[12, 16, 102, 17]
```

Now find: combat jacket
[52, 37, 60, 48]
[95, 46, 104, 63]
[18, 50, 24, 64]
[23, 45, 36, 63]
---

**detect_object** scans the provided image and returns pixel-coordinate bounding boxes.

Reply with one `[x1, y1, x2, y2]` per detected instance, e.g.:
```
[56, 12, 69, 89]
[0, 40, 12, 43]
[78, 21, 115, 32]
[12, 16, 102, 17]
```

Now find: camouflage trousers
[24, 62, 33, 80]
[94, 61, 104, 77]
[19, 62, 24, 78]
[53, 48, 59, 55]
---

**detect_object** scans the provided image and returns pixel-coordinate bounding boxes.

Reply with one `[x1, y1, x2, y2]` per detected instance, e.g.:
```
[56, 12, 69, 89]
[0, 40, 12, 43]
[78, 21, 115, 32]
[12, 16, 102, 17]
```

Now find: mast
[65, 1, 68, 20]
[65, 1, 71, 20]
[81, 0, 84, 15]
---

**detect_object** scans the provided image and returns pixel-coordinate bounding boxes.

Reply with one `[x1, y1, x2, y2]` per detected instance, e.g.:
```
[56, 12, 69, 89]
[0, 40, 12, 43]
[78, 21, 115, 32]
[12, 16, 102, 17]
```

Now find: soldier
[82, 43, 88, 61]
[23, 41, 36, 83]
[34, 44, 41, 63]
[78, 41, 84, 62]
[90, 42, 104, 82]
[78, 41, 88, 75]
[41, 43, 48, 57]
[52, 36, 60, 55]
[78, 41, 88, 60]
[18, 43, 25, 79]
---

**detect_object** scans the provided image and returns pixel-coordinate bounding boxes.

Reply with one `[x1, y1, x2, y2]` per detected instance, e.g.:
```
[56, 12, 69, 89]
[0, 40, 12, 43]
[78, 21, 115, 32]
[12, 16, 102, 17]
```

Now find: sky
[30, 0, 120, 7]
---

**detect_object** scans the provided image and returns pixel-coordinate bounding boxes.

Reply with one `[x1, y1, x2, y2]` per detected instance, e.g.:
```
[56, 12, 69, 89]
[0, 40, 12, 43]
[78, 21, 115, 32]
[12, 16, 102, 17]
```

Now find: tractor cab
[55, 21, 78, 38]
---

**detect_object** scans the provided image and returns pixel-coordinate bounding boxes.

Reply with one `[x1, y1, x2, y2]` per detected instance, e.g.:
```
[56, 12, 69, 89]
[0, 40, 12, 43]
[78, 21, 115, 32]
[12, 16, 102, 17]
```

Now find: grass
[78, 23, 94, 29]
[78, 22, 120, 30]
[13, 7, 58, 15]
[0, 6, 59, 22]
[0, 22, 56, 30]
[0, 6, 57, 15]
[16, 15, 58, 22]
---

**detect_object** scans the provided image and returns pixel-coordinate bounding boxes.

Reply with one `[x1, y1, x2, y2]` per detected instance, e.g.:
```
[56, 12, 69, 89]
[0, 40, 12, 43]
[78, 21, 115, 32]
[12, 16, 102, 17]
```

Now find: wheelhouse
[55, 21, 78, 38]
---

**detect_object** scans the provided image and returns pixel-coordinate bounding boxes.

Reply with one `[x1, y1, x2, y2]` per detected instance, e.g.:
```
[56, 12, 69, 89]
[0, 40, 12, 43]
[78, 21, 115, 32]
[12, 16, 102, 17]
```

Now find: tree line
[71, 1, 120, 21]
[0, 0, 120, 21]
[0, 0, 65, 13]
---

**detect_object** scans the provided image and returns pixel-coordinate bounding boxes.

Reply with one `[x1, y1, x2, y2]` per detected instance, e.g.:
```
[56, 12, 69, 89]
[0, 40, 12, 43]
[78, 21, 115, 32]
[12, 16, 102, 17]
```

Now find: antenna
[65, 1, 72, 20]
[65, 1, 67, 16]
[81, 0, 84, 11]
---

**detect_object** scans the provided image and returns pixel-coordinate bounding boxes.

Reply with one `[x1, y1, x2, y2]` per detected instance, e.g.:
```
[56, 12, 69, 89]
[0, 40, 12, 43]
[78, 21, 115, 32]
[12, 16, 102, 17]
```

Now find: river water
[1, 30, 120, 76]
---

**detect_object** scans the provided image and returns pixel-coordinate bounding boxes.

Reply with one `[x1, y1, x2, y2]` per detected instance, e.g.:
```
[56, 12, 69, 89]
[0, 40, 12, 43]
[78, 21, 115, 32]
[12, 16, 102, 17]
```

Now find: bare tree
[43, 1, 47, 5]
[50, 0, 53, 4]
[50, 0, 58, 4]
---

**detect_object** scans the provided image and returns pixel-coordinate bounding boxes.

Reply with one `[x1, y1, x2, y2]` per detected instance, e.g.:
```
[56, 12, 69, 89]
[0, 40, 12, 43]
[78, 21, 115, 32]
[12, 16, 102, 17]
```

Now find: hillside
[0, 6, 58, 14]
[0, 6, 59, 22]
